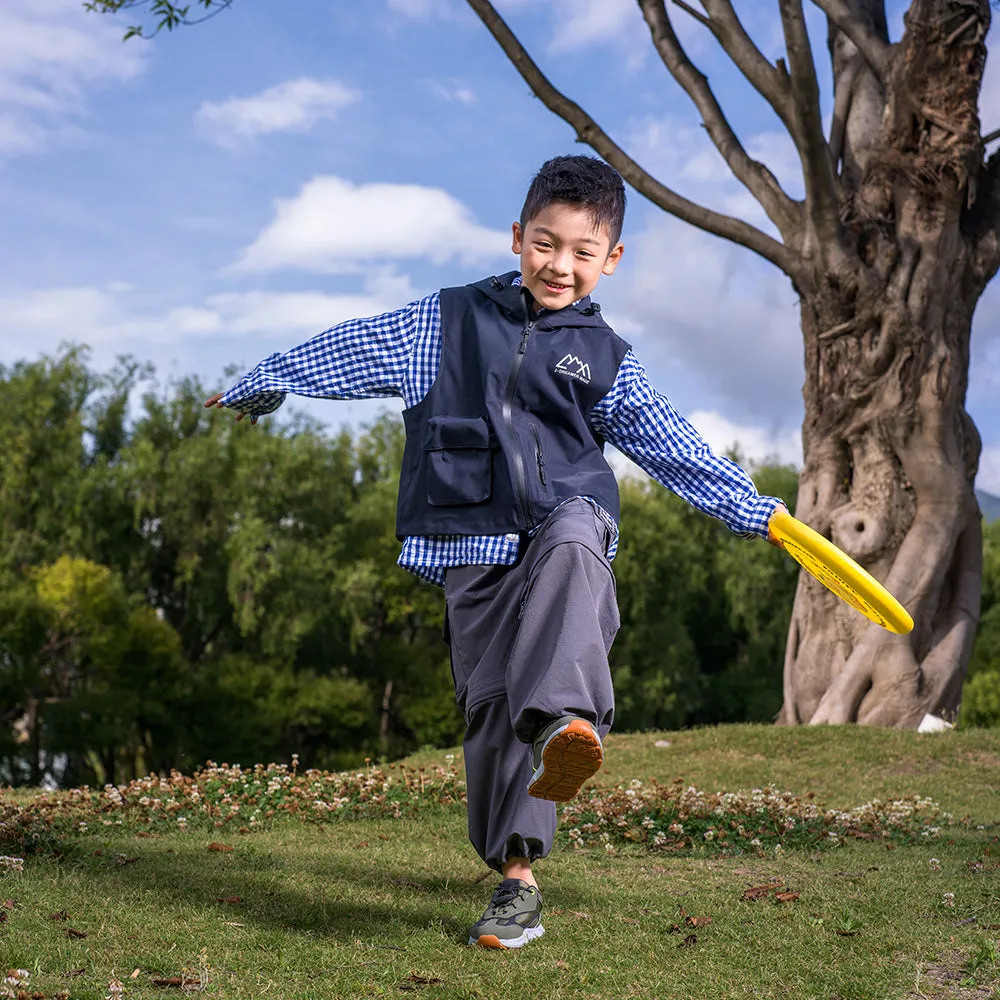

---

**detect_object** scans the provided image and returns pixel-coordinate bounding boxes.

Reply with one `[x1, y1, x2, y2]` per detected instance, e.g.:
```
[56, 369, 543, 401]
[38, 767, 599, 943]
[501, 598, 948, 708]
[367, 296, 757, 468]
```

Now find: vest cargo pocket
[425, 415, 493, 506]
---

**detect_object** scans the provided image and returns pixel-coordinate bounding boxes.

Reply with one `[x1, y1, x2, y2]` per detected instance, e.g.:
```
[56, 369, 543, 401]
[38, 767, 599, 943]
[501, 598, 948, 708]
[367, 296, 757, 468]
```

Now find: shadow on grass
[58, 822, 609, 948]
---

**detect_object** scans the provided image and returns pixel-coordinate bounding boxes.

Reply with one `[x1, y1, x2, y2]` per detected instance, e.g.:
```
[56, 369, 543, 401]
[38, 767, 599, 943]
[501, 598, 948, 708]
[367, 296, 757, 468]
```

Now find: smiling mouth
[542, 280, 571, 291]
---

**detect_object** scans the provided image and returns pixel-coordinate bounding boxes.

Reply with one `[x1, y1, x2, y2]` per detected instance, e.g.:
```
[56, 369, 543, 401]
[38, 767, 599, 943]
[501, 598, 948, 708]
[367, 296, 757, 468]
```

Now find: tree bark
[779, 0, 991, 726]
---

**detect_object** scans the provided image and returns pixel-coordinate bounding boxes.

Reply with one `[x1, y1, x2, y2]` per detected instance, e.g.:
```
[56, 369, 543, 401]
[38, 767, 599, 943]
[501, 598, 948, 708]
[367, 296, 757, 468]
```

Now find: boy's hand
[767, 504, 789, 549]
[203, 392, 258, 424]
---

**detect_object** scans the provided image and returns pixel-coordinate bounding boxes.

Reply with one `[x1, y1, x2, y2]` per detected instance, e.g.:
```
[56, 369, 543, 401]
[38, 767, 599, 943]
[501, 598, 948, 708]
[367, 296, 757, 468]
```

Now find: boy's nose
[550, 252, 573, 276]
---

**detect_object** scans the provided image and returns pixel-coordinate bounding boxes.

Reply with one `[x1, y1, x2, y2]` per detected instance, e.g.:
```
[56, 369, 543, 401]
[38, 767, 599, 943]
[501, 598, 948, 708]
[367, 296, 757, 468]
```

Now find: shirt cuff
[735, 494, 784, 539]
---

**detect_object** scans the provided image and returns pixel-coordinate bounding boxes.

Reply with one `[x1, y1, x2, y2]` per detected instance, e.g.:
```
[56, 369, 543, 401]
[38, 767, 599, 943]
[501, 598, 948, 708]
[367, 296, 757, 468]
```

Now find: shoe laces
[489, 881, 532, 913]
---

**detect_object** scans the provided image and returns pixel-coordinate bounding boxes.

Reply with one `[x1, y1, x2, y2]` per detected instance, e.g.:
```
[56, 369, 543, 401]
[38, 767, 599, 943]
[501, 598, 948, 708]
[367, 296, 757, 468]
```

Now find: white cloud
[428, 79, 477, 105]
[979, 446, 1000, 496]
[686, 409, 801, 466]
[233, 175, 510, 274]
[195, 78, 361, 146]
[386, 0, 461, 19]
[0, 0, 145, 155]
[615, 214, 802, 422]
[0, 274, 420, 364]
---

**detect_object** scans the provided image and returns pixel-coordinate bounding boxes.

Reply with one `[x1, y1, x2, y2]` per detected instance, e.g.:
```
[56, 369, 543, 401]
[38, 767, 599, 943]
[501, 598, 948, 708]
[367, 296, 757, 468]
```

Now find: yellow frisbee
[769, 509, 914, 635]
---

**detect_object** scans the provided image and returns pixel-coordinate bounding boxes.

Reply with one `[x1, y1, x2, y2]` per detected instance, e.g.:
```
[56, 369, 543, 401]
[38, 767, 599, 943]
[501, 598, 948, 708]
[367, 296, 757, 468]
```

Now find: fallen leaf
[685, 915, 712, 928]
[666, 923, 682, 934]
[0, 912, 7, 924]
[135, 831, 152, 838]
[2, 899, 16, 909]
[66, 927, 88, 939]
[115, 854, 139, 865]
[49, 909, 69, 920]
[378, 834, 390, 841]
[834, 929, 858, 937]
[215, 896, 242, 904]
[622, 917, 640, 926]
[570, 910, 591, 920]
[64, 969, 86, 978]
[130, 970, 141, 979]
[679, 933, 698, 948]
[556, 959, 570, 970]
[354, 840, 369, 849]
[775, 892, 800, 903]
[742, 885, 777, 901]
[206, 842, 234, 852]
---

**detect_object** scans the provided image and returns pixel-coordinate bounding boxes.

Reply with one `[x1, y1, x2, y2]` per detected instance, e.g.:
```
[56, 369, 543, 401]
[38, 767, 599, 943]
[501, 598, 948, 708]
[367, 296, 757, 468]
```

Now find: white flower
[929, 858, 941, 871]
[0, 856, 24, 873]
[942, 892, 955, 907]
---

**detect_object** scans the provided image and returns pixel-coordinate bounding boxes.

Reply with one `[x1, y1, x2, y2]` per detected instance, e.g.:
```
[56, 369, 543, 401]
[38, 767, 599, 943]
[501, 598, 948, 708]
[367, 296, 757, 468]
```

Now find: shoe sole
[527, 719, 602, 802]
[470, 924, 545, 949]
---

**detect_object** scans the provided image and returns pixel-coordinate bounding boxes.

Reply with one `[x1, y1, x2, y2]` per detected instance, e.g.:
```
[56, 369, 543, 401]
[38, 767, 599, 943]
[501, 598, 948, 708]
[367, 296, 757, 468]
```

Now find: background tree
[84, 0, 999, 727]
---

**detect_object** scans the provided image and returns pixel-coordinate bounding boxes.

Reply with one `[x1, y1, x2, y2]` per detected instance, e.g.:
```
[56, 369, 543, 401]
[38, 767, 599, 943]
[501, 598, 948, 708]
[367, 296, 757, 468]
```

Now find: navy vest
[395, 271, 631, 539]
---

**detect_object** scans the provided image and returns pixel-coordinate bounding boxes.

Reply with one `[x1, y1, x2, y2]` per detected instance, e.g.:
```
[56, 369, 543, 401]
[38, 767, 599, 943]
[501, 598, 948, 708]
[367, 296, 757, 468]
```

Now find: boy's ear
[602, 242, 624, 276]
[511, 222, 524, 255]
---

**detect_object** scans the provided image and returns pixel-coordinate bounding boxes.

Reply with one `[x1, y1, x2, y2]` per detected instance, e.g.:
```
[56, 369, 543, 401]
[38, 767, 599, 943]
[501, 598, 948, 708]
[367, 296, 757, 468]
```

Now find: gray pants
[443, 499, 620, 872]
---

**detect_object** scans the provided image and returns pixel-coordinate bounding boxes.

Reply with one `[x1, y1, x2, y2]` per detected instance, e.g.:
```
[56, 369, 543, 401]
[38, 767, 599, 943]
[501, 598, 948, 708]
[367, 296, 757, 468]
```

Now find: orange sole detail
[527, 719, 603, 802]
[475, 934, 507, 949]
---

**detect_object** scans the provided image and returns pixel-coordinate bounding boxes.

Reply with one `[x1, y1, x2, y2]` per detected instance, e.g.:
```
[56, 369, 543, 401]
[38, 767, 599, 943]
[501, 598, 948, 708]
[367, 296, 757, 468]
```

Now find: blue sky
[2, 0, 999, 490]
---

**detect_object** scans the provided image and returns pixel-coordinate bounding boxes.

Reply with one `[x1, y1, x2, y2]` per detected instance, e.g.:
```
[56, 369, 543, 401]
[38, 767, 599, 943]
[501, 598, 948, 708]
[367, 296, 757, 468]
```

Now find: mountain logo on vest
[554, 354, 592, 384]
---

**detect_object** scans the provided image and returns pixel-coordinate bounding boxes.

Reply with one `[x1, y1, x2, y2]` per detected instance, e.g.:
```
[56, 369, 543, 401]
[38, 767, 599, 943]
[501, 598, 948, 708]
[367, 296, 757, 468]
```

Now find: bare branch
[828, 55, 862, 167]
[809, 0, 890, 78]
[463, 0, 798, 276]
[639, 0, 801, 237]
[779, 0, 843, 254]
[671, 0, 711, 28]
[638, 0, 799, 237]
[693, 0, 798, 137]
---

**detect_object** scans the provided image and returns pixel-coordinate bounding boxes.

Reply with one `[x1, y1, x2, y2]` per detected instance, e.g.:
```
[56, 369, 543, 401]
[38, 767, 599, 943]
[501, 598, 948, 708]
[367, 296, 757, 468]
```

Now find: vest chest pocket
[425, 416, 493, 506]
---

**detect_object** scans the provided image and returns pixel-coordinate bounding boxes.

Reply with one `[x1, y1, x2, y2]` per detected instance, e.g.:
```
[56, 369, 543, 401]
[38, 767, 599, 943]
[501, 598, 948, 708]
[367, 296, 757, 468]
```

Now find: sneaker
[527, 715, 603, 802]
[468, 878, 544, 949]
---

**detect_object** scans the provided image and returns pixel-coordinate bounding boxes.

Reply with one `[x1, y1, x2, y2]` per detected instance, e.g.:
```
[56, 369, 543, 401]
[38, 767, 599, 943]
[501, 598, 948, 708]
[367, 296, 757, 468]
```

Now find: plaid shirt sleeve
[218, 293, 441, 416]
[590, 350, 782, 538]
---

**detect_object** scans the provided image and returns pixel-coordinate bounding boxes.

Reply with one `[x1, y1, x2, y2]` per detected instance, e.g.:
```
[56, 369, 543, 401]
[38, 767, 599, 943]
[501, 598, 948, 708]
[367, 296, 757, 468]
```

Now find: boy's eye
[535, 242, 552, 249]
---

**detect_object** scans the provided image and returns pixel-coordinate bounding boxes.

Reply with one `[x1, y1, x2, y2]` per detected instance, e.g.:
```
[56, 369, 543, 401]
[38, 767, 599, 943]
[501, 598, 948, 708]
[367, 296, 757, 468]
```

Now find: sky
[2, 0, 999, 490]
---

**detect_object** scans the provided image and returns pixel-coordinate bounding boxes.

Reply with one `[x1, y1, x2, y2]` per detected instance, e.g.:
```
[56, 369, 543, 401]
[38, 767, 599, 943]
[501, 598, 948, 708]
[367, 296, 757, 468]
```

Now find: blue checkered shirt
[219, 279, 781, 585]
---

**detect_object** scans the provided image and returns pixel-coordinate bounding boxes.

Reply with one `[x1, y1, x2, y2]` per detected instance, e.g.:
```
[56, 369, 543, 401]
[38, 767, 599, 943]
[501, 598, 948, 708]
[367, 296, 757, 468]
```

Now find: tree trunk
[779, 0, 993, 725]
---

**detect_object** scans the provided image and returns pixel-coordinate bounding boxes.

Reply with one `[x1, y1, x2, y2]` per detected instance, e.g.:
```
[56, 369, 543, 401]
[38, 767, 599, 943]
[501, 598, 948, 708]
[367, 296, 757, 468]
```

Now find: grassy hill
[2, 725, 1000, 999]
[977, 489, 1000, 523]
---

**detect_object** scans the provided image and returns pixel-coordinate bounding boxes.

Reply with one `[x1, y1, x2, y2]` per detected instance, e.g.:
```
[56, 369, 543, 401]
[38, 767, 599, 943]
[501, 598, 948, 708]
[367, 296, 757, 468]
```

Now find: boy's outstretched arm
[591, 351, 786, 540]
[203, 295, 440, 421]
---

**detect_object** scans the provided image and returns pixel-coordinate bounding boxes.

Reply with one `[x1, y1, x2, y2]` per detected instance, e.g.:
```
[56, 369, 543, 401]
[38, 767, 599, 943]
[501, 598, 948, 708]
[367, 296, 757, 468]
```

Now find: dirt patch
[906, 951, 999, 999]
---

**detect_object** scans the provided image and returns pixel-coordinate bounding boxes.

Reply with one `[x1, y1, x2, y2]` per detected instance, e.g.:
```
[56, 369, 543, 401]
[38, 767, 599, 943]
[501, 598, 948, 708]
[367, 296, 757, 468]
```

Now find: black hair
[519, 155, 626, 250]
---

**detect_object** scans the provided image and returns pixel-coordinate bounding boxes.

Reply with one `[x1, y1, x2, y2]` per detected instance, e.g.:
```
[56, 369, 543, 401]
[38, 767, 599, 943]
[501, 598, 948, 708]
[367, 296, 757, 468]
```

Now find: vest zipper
[530, 424, 546, 486]
[502, 317, 535, 524]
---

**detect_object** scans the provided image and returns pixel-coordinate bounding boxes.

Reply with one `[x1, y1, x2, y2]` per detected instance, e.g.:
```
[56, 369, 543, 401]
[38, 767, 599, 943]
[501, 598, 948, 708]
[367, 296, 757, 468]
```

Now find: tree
[468, 0, 999, 729]
[90, 0, 999, 727]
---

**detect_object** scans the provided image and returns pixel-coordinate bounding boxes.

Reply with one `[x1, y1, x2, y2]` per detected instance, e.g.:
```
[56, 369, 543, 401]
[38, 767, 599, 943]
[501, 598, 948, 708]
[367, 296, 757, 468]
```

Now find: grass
[2, 724, 1000, 1000]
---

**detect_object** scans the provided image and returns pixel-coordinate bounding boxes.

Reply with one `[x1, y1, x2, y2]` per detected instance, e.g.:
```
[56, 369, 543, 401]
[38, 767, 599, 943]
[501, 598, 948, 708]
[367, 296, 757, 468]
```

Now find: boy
[206, 155, 785, 950]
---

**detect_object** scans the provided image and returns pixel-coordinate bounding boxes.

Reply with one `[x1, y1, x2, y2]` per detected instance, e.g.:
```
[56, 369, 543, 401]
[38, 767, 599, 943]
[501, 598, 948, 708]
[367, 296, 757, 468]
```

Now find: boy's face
[511, 202, 623, 312]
